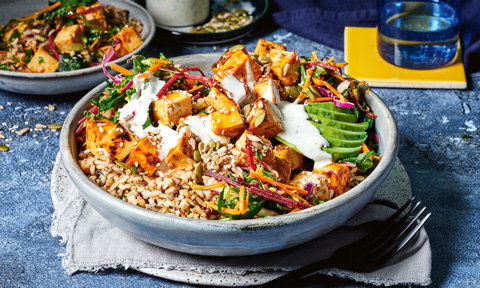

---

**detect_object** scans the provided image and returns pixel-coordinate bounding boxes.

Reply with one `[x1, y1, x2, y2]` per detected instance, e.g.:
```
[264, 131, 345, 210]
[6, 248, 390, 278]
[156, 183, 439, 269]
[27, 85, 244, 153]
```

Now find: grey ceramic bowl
[60, 53, 399, 256]
[0, 0, 155, 95]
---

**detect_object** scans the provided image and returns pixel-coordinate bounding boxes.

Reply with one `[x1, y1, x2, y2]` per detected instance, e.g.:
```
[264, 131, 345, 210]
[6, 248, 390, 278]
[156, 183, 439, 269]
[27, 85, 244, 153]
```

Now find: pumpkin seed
[48, 123, 62, 130]
[34, 35, 47, 42]
[234, 9, 248, 15]
[115, 160, 129, 170]
[243, 104, 251, 117]
[208, 140, 215, 150]
[0, 144, 9, 152]
[215, 141, 221, 150]
[227, 19, 238, 25]
[198, 142, 205, 154]
[305, 89, 316, 100]
[214, 16, 227, 23]
[229, 44, 244, 53]
[230, 15, 240, 21]
[192, 100, 206, 110]
[258, 56, 271, 65]
[193, 150, 201, 162]
[68, 43, 85, 52]
[231, 23, 241, 29]
[285, 86, 300, 98]
[194, 164, 204, 182]
[309, 85, 321, 97]
[204, 26, 215, 33]
[254, 111, 266, 127]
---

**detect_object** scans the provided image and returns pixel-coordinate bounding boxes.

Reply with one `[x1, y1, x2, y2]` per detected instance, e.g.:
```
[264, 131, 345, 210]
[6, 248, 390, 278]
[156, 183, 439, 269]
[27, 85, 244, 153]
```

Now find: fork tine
[366, 201, 423, 254]
[357, 197, 415, 247]
[371, 211, 431, 263]
[362, 199, 418, 250]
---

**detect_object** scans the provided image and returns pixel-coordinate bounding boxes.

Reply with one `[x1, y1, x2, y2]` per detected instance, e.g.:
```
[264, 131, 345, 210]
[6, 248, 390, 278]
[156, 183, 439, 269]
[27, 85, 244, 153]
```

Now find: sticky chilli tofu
[0, 1, 143, 73]
[76, 40, 379, 220]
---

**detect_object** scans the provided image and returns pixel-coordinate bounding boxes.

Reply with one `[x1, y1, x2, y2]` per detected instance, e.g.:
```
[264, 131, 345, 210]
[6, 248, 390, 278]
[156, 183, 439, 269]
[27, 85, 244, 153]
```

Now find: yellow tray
[344, 27, 466, 89]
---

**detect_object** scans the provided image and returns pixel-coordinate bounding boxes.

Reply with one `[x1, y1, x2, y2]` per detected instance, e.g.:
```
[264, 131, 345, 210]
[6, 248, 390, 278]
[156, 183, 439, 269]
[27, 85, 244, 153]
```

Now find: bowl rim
[60, 52, 399, 230]
[0, 0, 155, 79]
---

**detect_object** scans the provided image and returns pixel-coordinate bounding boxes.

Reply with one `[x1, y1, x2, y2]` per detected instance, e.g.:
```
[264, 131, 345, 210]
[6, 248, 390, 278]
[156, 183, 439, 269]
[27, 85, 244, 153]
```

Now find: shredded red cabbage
[343, 162, 356, 168]
[348, 90, 377, 118]
[67, 5, 105, 19]
[48, 28, 60, 61]
[245, 145, 257, 171]
[102, 47, 120, 84]
[302, 183, 314, 200]
[333, 97, 355, 109]
[156, 68, 215, 98]
[121, 79, 133, 93]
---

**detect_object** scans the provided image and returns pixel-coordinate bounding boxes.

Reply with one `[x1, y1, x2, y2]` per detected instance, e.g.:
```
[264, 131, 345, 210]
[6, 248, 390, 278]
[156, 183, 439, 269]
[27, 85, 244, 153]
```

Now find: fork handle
[260, 258, 336, 288]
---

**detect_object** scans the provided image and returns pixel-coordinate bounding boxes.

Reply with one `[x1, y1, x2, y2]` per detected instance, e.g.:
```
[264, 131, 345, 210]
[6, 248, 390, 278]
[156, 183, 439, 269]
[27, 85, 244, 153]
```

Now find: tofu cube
[247, 98, 283, 139]
[314, 163, 351, 197]
[27, 47, 59, 73]
[85, 119, 115, 155]
[253, 79, 281, 104]
[290, 171, 330, 202]
[76, 2, 107, 31]
[4, 22, 28, 43]
[210, 111, 244, 138]
[100, 123, 138, 161]
[234, 130, 274, 166]
[205, 87, 238, 112]
[54, 24, 84, 53]
[165, 131, 195, 169]
[273, 144, 304, 171]
[269, 49, 301, 86]
[114, 26, 143, 57]
[152, 90, 192, 127]
[270, 156, 292, 182]
[211, 46, 249, 75]
[125, 137, 161, 176]
[213, 49, 262, 83]
[254, 39, 286, 57]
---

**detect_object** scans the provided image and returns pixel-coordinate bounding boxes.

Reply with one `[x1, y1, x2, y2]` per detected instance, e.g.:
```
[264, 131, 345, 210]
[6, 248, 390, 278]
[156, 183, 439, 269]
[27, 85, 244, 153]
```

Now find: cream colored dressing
[221, 74, 246, 104]
[245, 60, 255, 91]
[183, 115, 230, 144]
[276, 102, 332, 168]
[261, 79, 281, 104]
[144, 124, 183, 160]
[118, 74, 165, 139]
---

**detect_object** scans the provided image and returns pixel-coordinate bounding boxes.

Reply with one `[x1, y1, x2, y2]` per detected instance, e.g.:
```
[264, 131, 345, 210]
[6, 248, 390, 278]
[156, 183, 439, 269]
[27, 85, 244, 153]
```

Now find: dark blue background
[1, 7, 479, 288]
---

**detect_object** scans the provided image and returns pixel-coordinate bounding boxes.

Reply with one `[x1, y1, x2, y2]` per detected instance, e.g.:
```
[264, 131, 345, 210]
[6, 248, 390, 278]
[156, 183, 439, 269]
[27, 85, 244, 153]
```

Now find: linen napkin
[50, 153, 431, 286]
[270, 0, 480, 73]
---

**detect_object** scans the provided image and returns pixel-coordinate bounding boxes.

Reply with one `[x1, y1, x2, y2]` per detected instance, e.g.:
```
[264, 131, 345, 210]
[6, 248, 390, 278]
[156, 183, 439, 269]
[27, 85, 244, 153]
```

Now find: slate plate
[0, 0, 155, 95]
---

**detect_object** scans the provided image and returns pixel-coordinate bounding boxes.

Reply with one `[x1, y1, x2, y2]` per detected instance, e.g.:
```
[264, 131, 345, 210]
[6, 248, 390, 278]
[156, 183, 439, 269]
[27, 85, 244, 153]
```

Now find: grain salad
[76, 39, 380, 220]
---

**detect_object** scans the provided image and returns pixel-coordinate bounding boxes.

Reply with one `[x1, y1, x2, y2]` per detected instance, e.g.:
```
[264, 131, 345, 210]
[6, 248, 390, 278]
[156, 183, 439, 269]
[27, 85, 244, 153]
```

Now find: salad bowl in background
[0, 0, 155, 95]
[60, 53, 399, 256]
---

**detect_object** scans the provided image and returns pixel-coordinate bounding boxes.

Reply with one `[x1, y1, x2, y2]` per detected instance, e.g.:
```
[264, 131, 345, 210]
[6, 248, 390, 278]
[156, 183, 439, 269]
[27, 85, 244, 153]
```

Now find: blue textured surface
[1, 20, 479, 288]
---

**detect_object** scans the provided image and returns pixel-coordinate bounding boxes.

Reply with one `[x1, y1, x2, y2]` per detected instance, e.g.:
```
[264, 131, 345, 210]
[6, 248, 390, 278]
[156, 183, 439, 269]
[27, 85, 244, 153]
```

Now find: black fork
[261, 197, 431, 288]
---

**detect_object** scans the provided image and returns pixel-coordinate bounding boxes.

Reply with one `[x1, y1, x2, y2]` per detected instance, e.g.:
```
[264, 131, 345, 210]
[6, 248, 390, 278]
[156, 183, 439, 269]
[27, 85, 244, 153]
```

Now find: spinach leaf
[343, 150, 377, 172]
[58, 53, 87, 71]
[57, 0, 97, 9]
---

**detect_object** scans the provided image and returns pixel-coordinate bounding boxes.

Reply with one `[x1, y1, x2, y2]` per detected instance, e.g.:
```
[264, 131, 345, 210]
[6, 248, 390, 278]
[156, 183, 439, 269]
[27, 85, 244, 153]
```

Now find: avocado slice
[323, 134, 368, 148]
[274, 136, 304, 155]
[306, 102, 358, 116]
[305, 106, 359, 123]
[309, 121, 367, 140]
[322, 146, 363, 161]
[315, 118, 369, 132]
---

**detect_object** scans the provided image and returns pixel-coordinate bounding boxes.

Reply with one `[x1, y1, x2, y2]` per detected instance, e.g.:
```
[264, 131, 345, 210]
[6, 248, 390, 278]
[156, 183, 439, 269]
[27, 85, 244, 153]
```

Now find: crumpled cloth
[50, 153, 431, 286]
[271, 0, 480, 73]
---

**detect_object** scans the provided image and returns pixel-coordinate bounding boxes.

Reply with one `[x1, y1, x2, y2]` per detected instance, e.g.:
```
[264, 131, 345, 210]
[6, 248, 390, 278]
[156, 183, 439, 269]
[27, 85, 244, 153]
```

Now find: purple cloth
[271, 0, 480, 73]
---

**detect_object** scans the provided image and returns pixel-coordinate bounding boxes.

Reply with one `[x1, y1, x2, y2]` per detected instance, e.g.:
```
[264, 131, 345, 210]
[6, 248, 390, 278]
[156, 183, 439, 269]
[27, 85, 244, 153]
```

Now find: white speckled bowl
[60, 53, 399, 256]
[0, 0, 155, 95]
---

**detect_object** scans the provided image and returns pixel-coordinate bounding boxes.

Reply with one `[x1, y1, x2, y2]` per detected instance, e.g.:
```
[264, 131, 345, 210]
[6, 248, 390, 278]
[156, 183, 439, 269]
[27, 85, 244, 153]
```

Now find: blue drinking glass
[377, 0, 461, 69]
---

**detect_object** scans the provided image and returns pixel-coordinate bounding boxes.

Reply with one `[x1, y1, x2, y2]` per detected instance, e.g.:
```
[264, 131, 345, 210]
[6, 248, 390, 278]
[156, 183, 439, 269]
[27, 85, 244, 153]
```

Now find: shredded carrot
[361, 143, 370, 153]
[295, 69, 313, 103]
[151, 58, 172, 64]
[191, 181, 226, 190]
[185, 79, 196, 86]
[328, 72, 345, 81]
[238, 186, 245, 213]
[188, 85, 204, 93]
[204, 201, 218, 211]
[99, 45, 112, 51]
[327, 56, 334, 63]
[89, 37, 100, 51]
[243, 189, 249, 213]
[283, 188, 310, 205]
[19, 2, 61, 21]
[323, 81, 348, 102]
[306, 97, 333, 103]
[145, 63, 165, 73]
[249, 170, 308, 195]
[311, 51, 319, 62]
[222, 207, 242, 215]
[312, 77, 324, 86]
[289, 208, 301, 214]
[372, 155, 383, 160]
[110, 63, 134, 76]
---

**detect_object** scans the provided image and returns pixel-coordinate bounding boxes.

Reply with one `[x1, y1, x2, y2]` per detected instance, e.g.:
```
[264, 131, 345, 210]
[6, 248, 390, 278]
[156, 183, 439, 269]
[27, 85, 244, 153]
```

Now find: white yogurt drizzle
[145, 124, 183, 160]
[261, 79, 281, 104]
[245, 60, 255, 91]
[276, 102, 332, 169]
[220, 74, 246, 104]
[183, 115, 230, 144]
[118, 74, 166, 139]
